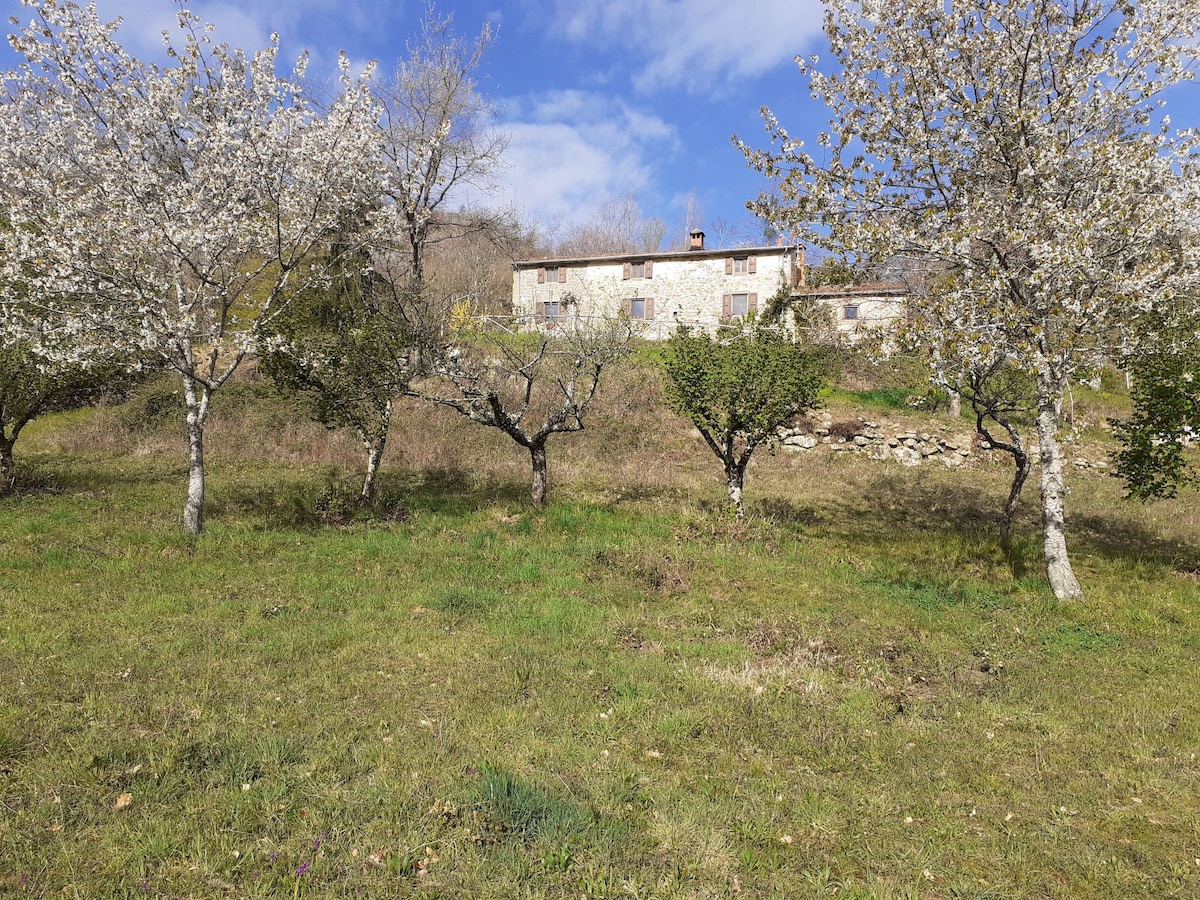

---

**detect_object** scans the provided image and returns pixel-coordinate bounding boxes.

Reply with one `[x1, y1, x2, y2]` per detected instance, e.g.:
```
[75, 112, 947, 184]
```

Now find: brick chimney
[688, 228, 705, 251]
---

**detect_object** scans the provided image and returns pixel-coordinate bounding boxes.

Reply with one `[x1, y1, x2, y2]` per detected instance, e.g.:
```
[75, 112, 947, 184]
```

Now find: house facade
[511, 231, 802, 339]
[511, 231, 909, 340]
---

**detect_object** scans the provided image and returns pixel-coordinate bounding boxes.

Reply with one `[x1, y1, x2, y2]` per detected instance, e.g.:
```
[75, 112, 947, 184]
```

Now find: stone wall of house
[512, 248, 797, 337]
[829, 294, 908, 336]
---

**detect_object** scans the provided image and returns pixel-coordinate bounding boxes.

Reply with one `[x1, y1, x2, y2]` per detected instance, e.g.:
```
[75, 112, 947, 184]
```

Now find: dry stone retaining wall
[777, 413, 1111, 472]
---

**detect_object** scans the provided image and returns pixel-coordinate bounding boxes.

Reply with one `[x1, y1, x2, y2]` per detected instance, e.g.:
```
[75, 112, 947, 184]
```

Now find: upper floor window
[623, 260, 653, 280]
[725, 255, 757, 275]
[844, 304, 859, 321]
[537, 265, 566, 284]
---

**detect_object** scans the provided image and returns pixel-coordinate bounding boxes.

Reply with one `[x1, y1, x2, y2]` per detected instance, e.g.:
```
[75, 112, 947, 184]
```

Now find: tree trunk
[0, 437, 15, 494]
[360, 400, 392, 501]
[999, 444, 1031, 556]
[530, 442, 548, 508]
[1034, 376, 1083, 600]
[725, 461, 745, 519]
[182, 377, 210, 535]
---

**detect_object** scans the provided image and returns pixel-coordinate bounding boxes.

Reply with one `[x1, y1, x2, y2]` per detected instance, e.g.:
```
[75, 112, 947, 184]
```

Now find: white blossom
[0, 0, 384, 532]
[740, 0, 1200, 599]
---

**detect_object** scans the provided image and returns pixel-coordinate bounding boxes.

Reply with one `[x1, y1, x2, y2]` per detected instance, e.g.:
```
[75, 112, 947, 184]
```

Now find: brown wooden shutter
[645, 297, 655, 320]
[622, 298, 632, 316]
[644, 260, 653, 279]
[748, 293, 759, 313]
[748, 256, 757, 274]
[725, 257, 733, 275]
[535, 302, 546, 322]
[558, 267, 567, 283]
[623, 262, 631, 280]
[537, 267, 546, 284]
[722, 294, 732, 317]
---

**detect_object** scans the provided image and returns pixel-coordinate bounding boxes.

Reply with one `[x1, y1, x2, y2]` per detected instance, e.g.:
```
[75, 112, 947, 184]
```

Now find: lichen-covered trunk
[725, 460, 746, 519]
[0, 437, 15, 494]
[1035, 374, 1083, 600]
[530, 442, 548, 508]
[182, 377, 209, 536]
[947, 390, 961, 419]
[360, 401, 392, 502]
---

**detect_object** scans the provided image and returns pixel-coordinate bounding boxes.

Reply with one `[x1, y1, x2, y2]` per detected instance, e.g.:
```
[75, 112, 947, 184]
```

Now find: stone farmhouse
[510, 230, 906, 339]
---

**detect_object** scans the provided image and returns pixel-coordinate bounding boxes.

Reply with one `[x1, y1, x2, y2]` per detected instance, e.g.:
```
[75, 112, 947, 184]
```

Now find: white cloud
[493, 90, 680, 228]
[551, 0, 826, 92]
[12, 0, 405, 73]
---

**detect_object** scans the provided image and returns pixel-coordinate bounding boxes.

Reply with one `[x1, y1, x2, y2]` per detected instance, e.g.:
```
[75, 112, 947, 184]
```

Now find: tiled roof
[513, 245, 796, 269]
[791, 281, 908, 297]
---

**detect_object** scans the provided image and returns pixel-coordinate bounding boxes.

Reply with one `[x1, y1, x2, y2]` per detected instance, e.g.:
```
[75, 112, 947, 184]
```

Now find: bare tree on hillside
[554, 194, 667, 257]
[375, 6, 509, 288]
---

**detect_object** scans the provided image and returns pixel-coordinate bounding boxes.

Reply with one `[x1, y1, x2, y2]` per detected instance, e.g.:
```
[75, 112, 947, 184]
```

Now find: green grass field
[2, 362, 1199, 898]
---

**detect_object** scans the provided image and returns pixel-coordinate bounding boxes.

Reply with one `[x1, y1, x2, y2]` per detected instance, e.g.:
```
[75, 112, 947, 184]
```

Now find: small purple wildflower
[140, 882, 150, 892]
[295, 860, 311, 877]
[313, 830, 327, 851]
[19, 874, 29, 886]
[269, 851, 280, 863]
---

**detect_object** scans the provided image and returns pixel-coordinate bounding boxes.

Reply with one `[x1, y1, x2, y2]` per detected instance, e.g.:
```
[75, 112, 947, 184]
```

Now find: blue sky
[1, 0, 832, 247]
[3, 1, 1198, 250]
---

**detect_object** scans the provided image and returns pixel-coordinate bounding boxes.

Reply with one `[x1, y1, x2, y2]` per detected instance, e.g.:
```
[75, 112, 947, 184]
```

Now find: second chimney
[688, 228, 705, 251]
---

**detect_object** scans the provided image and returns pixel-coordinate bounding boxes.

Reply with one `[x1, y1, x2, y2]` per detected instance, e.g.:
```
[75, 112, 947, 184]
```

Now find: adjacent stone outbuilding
[788, 281, 909, 339]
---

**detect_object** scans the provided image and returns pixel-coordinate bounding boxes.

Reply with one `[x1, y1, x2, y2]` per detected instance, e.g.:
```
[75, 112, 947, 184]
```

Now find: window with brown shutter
[544, 264, 559, 283]
[535, 301, 546, 321]
[623, 262, 632, 280]
[725, 257, 733, 275]
[537, 267, 546, 284]
[644, 260, 653, 278]
[558, 267, 567, 283]
[726, 293, 751, 316]
[748, 256, 757, 274]
[626, 297, 655, 320]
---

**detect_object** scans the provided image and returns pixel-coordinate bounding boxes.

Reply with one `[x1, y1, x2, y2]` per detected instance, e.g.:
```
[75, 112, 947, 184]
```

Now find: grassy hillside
[2, 355, 1199, 898]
